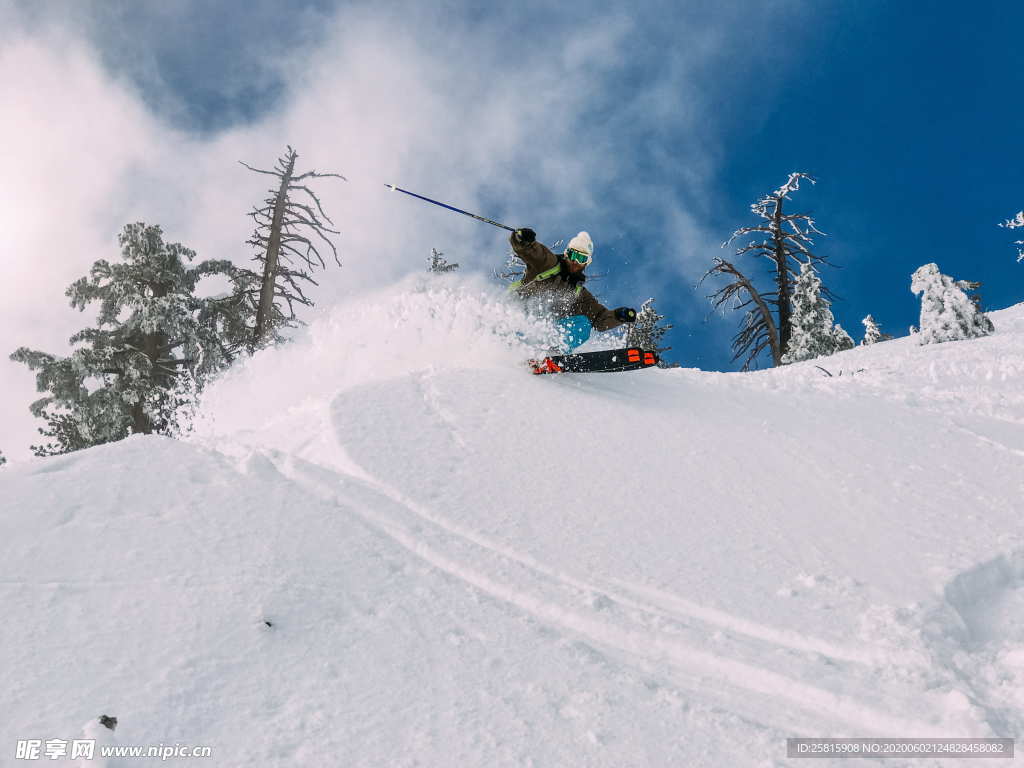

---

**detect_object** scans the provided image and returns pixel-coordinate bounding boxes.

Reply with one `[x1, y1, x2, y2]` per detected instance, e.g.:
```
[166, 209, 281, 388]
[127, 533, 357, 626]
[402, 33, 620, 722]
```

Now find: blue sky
[2, 0, 1022, 454]
[705, 0, 1023, 366]
[75, 0, 1018, 370]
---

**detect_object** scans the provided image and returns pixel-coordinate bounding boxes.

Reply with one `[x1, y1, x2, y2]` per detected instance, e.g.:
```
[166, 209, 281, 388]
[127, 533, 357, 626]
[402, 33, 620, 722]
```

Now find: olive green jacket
[509, 234, 622, 331]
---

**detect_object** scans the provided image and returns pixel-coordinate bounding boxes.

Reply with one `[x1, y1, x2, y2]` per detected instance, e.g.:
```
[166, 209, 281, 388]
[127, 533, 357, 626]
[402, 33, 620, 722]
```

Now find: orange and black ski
[529, 347, 660, 375]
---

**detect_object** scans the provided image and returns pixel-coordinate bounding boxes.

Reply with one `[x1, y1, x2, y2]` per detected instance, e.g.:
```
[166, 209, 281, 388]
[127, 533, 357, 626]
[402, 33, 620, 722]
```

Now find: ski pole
[385, 184, 515, 232]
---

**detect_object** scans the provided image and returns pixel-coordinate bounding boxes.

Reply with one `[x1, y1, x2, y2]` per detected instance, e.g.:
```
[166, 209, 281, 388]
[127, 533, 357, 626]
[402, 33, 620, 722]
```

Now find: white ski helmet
[565, 231, 594, 267]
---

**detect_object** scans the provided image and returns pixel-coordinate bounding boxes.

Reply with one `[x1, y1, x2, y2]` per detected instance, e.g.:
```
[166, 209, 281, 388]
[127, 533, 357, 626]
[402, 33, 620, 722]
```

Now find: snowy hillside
[3, 275, 1023, 767]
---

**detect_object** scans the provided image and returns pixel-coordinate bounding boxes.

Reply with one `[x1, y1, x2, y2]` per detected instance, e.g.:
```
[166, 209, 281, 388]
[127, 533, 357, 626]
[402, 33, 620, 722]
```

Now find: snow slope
[2, 275, 1023, 767]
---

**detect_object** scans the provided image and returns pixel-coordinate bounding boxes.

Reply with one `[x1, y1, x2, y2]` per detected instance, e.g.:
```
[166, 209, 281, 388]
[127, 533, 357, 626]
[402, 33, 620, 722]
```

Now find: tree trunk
[129, 279, 173, 436]
[130, 328, 154, 434]
[130, 402, 151, 435]
[253, 150, 297, 346]
[772, 197, 791, 361]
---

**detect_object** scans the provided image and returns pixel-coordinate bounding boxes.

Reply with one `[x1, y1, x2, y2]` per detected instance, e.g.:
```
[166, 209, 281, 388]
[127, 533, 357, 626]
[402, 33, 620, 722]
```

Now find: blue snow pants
[557, 315, 592, 352]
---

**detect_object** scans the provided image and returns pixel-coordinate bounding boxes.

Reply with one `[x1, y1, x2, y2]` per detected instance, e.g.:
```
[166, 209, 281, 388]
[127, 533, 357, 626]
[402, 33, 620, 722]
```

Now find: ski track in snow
[203, 297, 1024, 757]
[15, 290, 1010, 765]
[343, 372, 887, 667]
[267, 449, 950, 740]
[948, 418, 1024, 459]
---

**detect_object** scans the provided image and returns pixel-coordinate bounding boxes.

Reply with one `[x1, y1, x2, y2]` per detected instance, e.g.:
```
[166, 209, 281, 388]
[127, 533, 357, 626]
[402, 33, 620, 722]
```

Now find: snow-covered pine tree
[154, 366, 201, 439]
[705, 172, 837, 369]
[860, 314, 893, 345]
[625, 298, 672, 351]
[956, 279, 986, 313]
[11, 223, 237, 455]
[1000, 210, 1023, 262]
[781, 260, 847, 364]
[833, 324, 855, 353]
[428, 248, 459, 273]
[239, 146, 345, 348]
[910, 263, 994, 345]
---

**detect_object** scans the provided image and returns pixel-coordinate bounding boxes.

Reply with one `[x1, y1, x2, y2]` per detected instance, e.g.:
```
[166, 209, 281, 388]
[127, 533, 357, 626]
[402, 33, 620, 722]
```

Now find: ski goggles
[566, 248, 592, 266]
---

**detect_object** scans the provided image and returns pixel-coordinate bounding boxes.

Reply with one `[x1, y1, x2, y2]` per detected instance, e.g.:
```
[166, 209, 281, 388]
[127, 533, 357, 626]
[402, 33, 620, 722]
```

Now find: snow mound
[191, 274, 559, 443]
[4, 285, 1023, 767]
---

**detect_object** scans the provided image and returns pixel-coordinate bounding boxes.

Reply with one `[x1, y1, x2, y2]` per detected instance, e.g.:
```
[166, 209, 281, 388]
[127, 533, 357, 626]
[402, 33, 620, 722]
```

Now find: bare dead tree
[239, 146, 346, 348]
[700, 256, 781, 369]
[715, 172, 835, 366]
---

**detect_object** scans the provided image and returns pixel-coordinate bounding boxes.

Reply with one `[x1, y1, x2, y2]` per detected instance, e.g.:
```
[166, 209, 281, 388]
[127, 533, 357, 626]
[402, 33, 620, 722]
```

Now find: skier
[509, 227, 637, 351]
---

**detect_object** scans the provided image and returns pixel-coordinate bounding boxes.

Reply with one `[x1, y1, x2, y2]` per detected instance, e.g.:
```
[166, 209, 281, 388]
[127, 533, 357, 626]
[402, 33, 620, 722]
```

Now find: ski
[529, 347, 660, 375]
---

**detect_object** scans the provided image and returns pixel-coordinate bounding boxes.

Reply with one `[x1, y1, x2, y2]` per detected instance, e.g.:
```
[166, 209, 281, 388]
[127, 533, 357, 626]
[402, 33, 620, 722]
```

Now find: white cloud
[0, 1, 754, 458]
[0, 28, 194, 456]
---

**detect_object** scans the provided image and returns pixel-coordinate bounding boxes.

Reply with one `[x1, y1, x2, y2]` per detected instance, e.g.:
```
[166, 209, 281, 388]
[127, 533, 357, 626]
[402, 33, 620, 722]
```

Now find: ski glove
[513, 228, 536, 245]
[614, 307, 638, 323]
